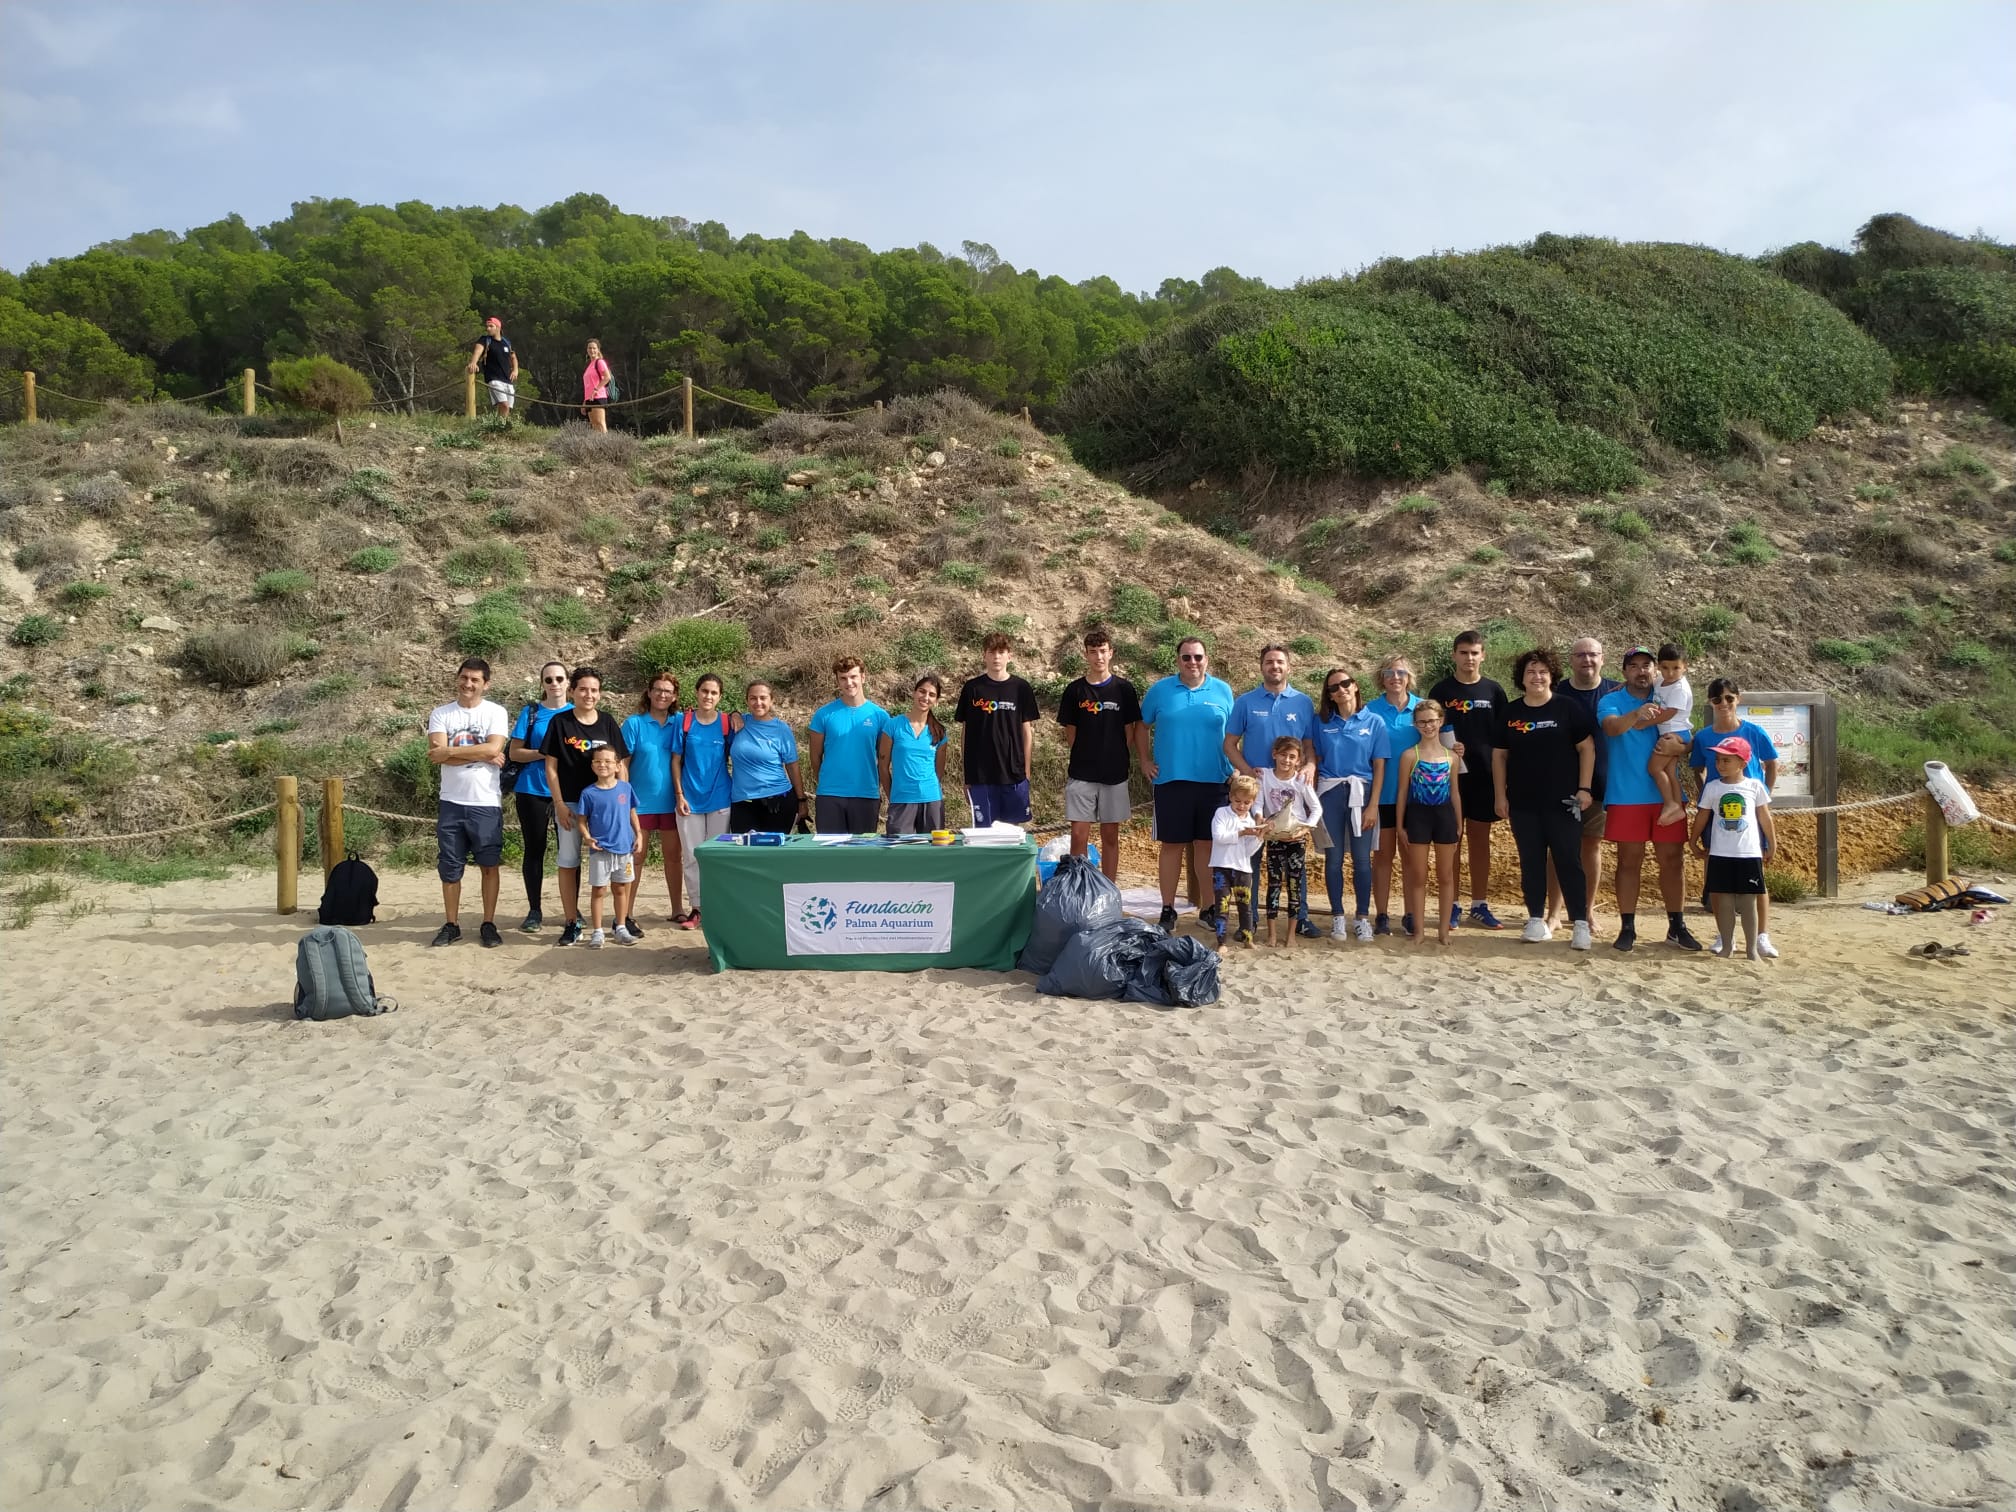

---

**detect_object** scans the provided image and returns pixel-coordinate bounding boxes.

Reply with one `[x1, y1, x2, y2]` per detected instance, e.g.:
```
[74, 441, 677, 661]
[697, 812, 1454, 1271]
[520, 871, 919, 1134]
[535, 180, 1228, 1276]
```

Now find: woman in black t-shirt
[1492, 647, 1596, 950]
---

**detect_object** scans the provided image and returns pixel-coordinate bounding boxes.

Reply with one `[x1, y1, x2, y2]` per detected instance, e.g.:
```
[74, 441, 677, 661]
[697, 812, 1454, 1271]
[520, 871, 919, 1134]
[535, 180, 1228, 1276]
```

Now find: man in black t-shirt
[467, 316, 518, 418]
[955, 632, 1040, 827]
[1428, 629, 1510, 931]
[1056, 626, 1142, 880]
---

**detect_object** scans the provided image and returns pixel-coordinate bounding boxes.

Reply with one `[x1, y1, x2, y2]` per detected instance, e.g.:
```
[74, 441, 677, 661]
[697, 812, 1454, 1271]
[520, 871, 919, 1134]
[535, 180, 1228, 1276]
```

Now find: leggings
[1263, 840, 1308, 920]
[1320, 785, 1377, 916]
[514, 792, 554, 910]
[1510, 805, 1586, 921]
[730, 791, 798, 834]
[1210, 867, 1253, 937]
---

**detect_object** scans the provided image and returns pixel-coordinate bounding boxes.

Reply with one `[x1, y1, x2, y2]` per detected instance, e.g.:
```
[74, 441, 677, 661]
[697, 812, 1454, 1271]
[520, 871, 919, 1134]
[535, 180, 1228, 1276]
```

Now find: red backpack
[682, 710, 738, 743]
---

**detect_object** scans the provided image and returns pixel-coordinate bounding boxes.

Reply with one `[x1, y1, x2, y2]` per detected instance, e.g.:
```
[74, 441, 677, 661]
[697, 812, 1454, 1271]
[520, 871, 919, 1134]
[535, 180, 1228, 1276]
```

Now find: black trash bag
[1123, 934, 1222, 1008]
[1037, 917, 1164, 999]
[1017, 855, 1124, 975]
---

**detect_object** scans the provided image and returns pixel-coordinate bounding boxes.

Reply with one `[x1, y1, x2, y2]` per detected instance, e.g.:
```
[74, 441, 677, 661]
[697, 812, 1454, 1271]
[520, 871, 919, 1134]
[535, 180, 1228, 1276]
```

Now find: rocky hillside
[0, 389, 2011, 880]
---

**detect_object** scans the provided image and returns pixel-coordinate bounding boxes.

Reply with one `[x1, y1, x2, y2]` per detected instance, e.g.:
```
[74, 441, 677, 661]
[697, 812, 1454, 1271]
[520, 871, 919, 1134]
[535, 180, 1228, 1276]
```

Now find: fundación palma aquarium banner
[782, 883, 955, 956]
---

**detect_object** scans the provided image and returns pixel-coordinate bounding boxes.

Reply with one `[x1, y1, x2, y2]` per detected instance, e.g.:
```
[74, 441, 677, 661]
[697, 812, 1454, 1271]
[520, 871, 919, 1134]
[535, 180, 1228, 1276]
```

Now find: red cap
[1711, 736, 1752, 763]
[485, 316, 502, 327]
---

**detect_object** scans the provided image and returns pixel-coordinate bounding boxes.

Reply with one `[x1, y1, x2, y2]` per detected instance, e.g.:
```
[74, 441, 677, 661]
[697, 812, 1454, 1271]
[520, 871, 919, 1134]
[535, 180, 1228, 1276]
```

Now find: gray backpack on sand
[294, 925, 396, 1020]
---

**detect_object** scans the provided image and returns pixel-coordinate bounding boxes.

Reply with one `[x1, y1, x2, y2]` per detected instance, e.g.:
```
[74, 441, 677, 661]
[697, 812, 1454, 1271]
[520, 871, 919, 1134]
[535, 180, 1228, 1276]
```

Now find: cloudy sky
[4, 1, 2012, 287]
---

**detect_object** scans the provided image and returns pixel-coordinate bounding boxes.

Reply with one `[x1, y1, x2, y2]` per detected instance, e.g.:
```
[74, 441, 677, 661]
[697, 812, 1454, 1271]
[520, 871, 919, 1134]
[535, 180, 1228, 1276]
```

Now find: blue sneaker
[1296, 919, 1322, 939]
[1467, 903, 1506, 930]
[1449, 904, 1463, 932]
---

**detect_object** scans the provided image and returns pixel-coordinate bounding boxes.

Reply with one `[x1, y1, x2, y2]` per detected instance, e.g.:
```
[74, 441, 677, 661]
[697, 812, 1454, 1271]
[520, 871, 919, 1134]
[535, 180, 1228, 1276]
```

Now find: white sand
[3, 868, 2012, 1511]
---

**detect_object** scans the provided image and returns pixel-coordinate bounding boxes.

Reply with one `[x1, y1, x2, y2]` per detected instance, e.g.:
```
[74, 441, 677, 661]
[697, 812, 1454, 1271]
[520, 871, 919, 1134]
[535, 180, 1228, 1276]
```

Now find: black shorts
[1403, 801, 1460, 846]
[583, 396, 607, 408]
[1153, 779, 1226, 845]
[1378, 802, 1398, 832]
[1705, 855, 1767, 895]
[1458, 767, 1499, 824]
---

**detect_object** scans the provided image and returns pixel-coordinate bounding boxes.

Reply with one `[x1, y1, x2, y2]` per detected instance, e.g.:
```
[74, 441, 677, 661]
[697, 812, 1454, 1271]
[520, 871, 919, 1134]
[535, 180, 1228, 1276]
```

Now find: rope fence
[0, 802, 276, 847]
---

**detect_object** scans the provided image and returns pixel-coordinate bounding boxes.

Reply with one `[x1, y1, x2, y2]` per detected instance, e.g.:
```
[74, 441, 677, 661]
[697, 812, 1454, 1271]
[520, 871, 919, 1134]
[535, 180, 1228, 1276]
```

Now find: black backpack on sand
[319, 851, 379, 926]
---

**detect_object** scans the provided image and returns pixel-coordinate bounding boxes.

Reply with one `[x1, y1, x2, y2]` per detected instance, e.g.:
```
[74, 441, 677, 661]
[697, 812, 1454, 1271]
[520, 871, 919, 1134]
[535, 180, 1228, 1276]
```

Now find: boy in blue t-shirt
[574, 746, 643, 947]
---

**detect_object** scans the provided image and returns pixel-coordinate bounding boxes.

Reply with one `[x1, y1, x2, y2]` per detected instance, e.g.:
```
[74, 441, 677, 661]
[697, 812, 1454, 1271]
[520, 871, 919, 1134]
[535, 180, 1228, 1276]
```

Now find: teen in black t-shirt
[955, 672, 1038, 785]
[1430, 633, 1512, 926]
[1056, 675, 1142, 785]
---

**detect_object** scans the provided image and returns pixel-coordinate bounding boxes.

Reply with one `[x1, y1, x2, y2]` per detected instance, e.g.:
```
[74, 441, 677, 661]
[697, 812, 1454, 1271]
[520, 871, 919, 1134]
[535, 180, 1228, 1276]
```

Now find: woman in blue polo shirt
[1137, 636, 1236, 932]
[728, 680, 806, 834]
[879, 673, 950, 835]
[1314, 670, 1390, 942]
[622, 673, 684, 939]
[669, 673, 738, 928]
[1369, 652, 1421, 937]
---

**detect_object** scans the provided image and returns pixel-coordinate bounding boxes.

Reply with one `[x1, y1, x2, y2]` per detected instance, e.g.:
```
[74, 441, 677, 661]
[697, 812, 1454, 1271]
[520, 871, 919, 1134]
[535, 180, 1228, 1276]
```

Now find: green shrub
[457, 604, 531, 657]
[335, 466, 398, 509]
[1122, 527, 1149, 553]
[442, 539, 528, 587]
[839, 603, 883, 628]
[1995, 540, 2016, 565]
[1058, 235, 1890, 492]
[1763, 867, 1809, 904]
[268, 354, 374, 442]
[345, 545, 399, 574]
[253, 568, 313, 600]
[384, 736, 437, 801]
[1854, 482, 1896, 502]
[1607, 508, 1652, 542]
[633, 617, 752, 677]
[304, 673, 359, 703]
[1469, 544, 1505, 564]
[8, 615, 61, 648]
[1287, 634, 1325, 658]
[1916, 444, 1996, 481]
[939, 561, 985, 587]
[1814, 636, 1895, 667]
[852, 574, 890, 593]
[894, 629, 948, 667]
[59, 581, 109, 605]
[576, 514, 622, 547]
[1688, 604, 1740, 655]
[1392, 493, 1438, 516]
[181, 626, 293, 686]
[754, 525, 790, 551]
[1725, 521, 1778, 565]
[541, 597, 594, 634]
[1849, 516, 1944, 572]
[0, 706, 138, 831]
[1943, 640, 1994, 669]
[1108, 583, 1162, 627]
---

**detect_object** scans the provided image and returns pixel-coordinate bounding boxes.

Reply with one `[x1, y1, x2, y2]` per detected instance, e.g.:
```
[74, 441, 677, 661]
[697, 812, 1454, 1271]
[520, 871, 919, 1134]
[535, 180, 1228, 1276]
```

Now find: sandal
[1912, 941, 1971, 960]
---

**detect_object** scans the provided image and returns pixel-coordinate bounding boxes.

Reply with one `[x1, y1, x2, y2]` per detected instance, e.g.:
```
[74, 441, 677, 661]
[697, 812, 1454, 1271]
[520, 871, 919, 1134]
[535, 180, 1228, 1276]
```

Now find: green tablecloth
[697, 836, 1036, 972]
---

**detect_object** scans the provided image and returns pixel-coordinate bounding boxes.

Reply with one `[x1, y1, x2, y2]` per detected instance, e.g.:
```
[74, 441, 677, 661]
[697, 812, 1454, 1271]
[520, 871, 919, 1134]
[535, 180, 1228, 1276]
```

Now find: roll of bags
[1924, 761, 1980, 827]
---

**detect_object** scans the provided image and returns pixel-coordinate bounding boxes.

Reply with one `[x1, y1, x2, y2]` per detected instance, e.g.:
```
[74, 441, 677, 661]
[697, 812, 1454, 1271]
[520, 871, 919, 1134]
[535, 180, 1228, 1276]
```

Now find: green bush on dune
[1058, 235, 1892, 493]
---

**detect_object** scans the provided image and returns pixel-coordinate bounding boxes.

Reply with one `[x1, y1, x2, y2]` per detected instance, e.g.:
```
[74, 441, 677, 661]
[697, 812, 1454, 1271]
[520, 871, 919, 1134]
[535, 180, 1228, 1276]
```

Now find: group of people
[466, 316, 616, 430]
[419, 624, 1786, 961]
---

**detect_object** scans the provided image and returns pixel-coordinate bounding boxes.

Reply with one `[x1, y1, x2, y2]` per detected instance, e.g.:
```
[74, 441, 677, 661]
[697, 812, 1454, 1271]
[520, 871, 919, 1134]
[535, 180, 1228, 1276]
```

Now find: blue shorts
[437, 800, 504, 882]
[966, 781, 1030, 827]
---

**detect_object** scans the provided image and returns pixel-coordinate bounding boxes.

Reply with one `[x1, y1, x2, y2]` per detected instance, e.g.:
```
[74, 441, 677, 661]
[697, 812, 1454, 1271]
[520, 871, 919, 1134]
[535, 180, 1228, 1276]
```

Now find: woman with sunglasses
[1685, 676, 1782, 957]
[505, 660, 571, 932]
[1368, 652, 1422, 936]
[622, 672, 685, 938]
[1313, 670, 1389, 941]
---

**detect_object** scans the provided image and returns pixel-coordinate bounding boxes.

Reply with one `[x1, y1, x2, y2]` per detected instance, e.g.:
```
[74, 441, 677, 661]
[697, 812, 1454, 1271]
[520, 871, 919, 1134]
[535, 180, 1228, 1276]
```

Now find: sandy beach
[3, 867, 2012, 1512]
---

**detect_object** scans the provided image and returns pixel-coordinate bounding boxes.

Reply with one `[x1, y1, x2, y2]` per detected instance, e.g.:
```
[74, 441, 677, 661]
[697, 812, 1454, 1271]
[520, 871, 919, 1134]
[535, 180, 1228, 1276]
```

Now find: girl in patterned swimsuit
[1395, 700, 1464, 945]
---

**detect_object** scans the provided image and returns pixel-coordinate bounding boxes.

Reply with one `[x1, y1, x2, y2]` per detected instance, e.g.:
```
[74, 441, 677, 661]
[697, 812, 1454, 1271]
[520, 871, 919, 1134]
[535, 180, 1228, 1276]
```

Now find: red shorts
[1605, 803, 1687, 845]
[637, 812, 680, 833]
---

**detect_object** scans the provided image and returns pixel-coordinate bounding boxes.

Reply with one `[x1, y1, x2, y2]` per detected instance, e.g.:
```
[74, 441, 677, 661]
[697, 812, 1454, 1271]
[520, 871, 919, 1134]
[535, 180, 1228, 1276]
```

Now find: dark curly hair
[1511, 646, 1564, 687]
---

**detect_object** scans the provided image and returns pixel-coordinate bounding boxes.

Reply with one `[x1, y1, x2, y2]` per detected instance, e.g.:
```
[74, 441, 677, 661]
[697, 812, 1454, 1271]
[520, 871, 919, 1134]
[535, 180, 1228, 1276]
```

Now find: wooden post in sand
[1923, 791, 1950, 885]
[465, 370, 478, 419]
[1020, 406, 1031, 425]
[319, 778, 345, 882]
[242, 368, 256, 417]
[276, 776, 300, 915]
[682, 377, 695, 440]
[22, 371, 35, 425]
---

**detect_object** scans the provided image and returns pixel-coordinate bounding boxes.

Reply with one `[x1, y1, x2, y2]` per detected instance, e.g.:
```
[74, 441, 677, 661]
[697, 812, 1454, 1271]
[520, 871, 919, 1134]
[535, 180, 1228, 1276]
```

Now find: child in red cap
[1691, 735, 1777, 961]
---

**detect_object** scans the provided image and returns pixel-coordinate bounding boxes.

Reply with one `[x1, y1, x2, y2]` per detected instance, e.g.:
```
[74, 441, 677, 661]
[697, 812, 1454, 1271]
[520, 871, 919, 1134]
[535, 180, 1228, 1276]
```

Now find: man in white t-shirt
[426, 657, 511, 947]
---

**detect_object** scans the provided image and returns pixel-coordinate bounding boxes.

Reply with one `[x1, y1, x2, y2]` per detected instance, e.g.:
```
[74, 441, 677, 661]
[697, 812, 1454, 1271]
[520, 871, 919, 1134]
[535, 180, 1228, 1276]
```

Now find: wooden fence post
[1923, 791, 1950, 885]
[242, 368, 256, 417]
[682, 376, 695, 440]
[22, 370, 35, 425]
[276, 776, 300, 915]
[874, 400, 883, 417]
[1020, 406, 1031, 425]
[465, 370, 478, 419]
[320, 777, 345, 881]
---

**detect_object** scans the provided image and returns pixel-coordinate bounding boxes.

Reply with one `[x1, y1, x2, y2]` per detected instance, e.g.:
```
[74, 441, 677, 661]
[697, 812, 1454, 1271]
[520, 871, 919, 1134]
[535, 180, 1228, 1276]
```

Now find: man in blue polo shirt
[1225, 643, 1320, 936]
[1598, 645, 1701, 954]
[1136, 636, 1235, 933]
[806, 654, 886, 833]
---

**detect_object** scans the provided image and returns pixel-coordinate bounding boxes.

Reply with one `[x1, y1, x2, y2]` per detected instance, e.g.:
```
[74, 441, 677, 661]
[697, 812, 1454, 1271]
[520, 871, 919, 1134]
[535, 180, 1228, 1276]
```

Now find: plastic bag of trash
[1036, 917, 1163, 999]
[1123, 934, 1222, 1008]
[1017, 855, 1123, 975]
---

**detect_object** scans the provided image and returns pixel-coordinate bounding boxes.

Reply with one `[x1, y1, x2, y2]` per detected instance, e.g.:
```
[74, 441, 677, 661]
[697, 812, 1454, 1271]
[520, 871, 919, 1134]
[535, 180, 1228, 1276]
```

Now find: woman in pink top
[581, 339, 612, 432]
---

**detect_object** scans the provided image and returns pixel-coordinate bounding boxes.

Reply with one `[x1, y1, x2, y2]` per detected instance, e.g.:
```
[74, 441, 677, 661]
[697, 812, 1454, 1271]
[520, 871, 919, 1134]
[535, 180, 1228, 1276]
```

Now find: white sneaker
[1756, 932, 1779, 959]
[1354, 918, 1374, 943]
[1570, 921, 1592, 951]
[1522, 918, 1553, 943]
[612, 924, 637, 945]
[1710, 935, 1724, 955]
[1330, 917, 1350, 941]
[585, 928, 605, 949]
